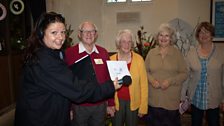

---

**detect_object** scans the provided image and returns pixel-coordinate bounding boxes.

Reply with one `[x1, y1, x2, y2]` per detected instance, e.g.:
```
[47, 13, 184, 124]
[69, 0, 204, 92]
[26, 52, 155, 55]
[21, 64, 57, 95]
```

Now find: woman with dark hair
[181, 21, 224, 126]
[14, 12, 120, 126]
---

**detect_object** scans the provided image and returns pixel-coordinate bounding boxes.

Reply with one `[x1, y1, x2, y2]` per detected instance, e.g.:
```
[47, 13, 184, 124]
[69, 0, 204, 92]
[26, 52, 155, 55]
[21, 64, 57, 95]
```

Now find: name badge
[94, 59, 103, 64]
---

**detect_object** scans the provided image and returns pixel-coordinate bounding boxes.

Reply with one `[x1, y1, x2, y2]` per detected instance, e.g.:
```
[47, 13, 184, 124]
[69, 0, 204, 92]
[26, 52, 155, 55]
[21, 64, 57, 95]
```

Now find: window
[107, 0, 126, 3]
[107, 0, 151, 3]
[131, 0, 151, 1]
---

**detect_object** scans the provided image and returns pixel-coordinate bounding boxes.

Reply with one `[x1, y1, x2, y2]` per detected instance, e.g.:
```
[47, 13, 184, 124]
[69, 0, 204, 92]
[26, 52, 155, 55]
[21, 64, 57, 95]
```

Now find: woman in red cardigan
[109, 29, 148, 126]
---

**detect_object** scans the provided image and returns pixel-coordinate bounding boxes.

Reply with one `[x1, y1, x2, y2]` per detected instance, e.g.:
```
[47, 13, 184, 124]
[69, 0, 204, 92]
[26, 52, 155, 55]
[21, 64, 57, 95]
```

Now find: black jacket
[14, 47, 115, 126]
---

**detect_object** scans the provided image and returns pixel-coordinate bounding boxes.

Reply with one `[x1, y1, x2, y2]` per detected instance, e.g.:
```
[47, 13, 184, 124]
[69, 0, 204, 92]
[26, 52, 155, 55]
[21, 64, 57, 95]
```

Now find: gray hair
[78, 21, 98, 31]
[115, 29, 134, 49]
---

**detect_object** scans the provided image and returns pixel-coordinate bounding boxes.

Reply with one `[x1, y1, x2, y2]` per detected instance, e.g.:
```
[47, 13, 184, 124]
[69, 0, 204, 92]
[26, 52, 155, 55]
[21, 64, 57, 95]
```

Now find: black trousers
[71, 103, 106, 126]
[147, 106, 181, 126]
[191, 105, 220, 126]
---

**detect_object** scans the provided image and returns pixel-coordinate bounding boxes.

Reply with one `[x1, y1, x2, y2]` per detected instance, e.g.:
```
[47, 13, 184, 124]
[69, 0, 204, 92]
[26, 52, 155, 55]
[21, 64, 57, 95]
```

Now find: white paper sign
[106, 61, 131, 81]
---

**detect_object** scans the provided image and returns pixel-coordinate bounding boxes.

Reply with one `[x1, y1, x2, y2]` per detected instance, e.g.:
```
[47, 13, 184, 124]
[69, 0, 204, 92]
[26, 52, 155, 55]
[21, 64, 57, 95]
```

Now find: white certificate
[106, 61, 131, 81]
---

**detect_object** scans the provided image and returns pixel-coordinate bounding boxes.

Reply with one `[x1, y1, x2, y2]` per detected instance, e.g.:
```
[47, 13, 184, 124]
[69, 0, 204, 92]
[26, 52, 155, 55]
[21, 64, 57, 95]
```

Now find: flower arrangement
[134, 26, 157, 59]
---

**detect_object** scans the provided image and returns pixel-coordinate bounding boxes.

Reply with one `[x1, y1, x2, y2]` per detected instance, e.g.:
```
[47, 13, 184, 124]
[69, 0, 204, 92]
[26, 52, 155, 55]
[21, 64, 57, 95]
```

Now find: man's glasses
[80, 30, 97, 35]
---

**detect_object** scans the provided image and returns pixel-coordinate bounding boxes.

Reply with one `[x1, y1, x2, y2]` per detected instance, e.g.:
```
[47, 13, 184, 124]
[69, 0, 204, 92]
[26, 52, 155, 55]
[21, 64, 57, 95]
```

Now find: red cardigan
[65, 44, 112, 106]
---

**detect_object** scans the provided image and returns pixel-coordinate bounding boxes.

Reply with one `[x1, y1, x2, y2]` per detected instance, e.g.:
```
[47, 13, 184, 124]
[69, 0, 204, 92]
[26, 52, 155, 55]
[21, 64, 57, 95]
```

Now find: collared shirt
[65, 43, 111, 106]
[78, 42, 99, 54]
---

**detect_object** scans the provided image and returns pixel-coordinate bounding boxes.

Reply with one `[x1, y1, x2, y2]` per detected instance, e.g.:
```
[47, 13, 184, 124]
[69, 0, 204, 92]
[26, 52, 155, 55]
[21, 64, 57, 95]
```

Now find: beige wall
[46, 0, 211, 52]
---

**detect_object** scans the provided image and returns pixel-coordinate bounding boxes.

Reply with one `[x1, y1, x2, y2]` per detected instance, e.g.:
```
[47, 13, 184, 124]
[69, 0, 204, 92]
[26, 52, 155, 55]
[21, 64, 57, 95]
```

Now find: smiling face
[198, 27, 213, 44]
[158, 30, 171, 48]
[42, 22, 66, 50]
[78, 22, 98, 46]
[119, 33, 132, 54]
[195, 22, 214, 45]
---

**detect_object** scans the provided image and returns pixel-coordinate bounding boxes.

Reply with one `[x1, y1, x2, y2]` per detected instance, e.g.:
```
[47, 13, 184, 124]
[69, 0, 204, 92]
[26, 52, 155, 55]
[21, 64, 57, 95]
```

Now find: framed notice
[211, 0, 224, 42]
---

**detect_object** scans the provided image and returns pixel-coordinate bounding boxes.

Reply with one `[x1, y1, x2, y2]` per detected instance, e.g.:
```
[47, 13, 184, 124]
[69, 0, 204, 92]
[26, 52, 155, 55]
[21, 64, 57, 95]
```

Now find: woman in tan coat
[145, 23, 188, 126]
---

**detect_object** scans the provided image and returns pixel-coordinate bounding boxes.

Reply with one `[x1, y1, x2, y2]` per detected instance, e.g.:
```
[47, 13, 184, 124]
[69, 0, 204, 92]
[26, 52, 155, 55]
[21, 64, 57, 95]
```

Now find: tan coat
[145, 46, 188, 110]
[181, 44, 224, 109]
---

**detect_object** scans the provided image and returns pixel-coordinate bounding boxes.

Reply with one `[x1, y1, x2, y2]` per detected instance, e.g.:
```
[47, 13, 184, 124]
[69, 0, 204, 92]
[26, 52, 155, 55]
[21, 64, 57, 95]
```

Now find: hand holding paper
[107, 61, 132, 86]
[106, 61, 131, 81]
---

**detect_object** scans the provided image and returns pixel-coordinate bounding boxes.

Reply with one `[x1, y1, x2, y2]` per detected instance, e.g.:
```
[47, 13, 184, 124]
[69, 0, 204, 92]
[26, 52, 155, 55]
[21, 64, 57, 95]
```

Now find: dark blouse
[15, 47, 115, 126]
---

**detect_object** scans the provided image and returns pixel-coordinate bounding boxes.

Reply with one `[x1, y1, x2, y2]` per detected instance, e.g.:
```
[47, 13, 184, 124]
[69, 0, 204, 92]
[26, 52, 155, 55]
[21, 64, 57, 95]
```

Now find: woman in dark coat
[14, 12, 120, 126]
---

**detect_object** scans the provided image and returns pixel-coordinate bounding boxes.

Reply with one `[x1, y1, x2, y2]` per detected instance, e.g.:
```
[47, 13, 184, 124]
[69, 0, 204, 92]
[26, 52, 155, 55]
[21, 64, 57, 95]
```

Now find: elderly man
[65, 21, 113, 126]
